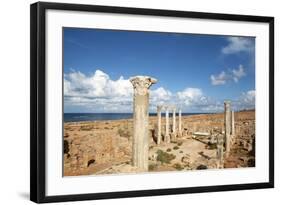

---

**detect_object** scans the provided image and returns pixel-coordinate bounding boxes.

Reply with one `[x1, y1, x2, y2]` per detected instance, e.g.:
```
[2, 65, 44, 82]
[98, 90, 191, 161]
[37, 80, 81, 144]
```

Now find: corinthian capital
[224, 100, 231, 107]
[130, 76, 157, 96]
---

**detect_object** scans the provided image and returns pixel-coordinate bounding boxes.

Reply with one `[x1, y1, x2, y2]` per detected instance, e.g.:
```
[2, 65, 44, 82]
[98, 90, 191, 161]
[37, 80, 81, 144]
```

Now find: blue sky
[63, 27, 255, 113]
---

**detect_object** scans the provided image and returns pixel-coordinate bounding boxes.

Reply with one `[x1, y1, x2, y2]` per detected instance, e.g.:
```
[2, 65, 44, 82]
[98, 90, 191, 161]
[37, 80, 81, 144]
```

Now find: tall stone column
[165, 106, 170, 143]
[172, 107, 176, 140]
[224, 101, 231, 157]
[130, 76, 157, 172]
[231, 110, 235, 136]
[178, 109, 182, 137]
[157, 105, 162, 145]
[216, 133, 224, 169]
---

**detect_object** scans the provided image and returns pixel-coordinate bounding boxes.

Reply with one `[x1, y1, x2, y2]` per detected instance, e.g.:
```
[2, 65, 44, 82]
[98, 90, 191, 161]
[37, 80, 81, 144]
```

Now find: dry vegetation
[63, 110, 255, 176]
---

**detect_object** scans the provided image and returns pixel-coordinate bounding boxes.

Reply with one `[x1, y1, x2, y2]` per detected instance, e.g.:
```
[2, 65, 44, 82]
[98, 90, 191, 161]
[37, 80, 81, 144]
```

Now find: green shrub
[118, 128, 124, 135]
[156, 150, 176, 164]
[149, 164, 158, 171]
[80, 125, 93, 131]
[118, 127, 131, 139]
[196, 164, 208, 170]
[173, 163, 184, 170]
[177, 141, 183, 146]
[173, 146, 179, 150]
[166, 148, 172, 152]
[207, 143, 217, 150]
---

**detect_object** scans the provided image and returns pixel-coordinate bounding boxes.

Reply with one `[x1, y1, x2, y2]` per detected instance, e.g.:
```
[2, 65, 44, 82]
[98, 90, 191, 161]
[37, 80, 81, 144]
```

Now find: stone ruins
[129, 75, 236, 171]
[130, 76, 157, 171]
[64, 75, 255, 176]
[157, 105, 183, 145]
[224, 100, 232, 157]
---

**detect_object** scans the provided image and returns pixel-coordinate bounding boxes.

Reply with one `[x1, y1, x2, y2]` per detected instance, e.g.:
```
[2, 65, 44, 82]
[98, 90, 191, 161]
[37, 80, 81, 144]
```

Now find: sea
[64, 113, 208, 123]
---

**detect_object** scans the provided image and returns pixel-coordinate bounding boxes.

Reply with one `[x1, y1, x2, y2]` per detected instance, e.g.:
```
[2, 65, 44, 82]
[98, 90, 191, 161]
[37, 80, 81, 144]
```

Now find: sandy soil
[63, 110, 255, 176]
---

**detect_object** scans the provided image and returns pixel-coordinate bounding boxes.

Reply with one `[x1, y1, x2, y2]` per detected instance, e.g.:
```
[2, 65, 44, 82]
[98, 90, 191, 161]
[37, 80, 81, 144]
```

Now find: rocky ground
[63, 110, 255, 176]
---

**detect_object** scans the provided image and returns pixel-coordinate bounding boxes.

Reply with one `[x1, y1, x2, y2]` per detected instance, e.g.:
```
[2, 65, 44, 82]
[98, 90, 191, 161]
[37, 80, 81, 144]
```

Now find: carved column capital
[224, 100, 231, 108]
[130, 75, 156, 171]
[130, 76, 157, 96]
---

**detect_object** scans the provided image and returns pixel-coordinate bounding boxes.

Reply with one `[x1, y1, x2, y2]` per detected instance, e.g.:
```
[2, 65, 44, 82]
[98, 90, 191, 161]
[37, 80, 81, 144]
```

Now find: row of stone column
[157, 105, 182, 145]
[129, 75, 236, 171]
[129, 76, 183, 171]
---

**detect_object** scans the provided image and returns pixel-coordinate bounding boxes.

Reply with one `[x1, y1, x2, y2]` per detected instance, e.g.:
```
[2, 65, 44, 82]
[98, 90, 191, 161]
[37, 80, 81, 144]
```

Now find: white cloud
[232, 65, 246, 82]
[175, 88, 255, 113]
[151, 87, 172, 101]
[64, 69, 254, 113]
[239, 90, 255, 107]
[64, 70, 216, 113]
[232, 90, 255, 111]
[210, 71, 228, 85]
[176, 88, 222, 112]
[177, 88, 203, 105]
[210, 65, 246, 85]
[65, 70, 174, 112]
[64, 69, 133, 98]
[150, 87, 172, 106]
[222, 37, 254, 54]
[64, 69, 134, 112]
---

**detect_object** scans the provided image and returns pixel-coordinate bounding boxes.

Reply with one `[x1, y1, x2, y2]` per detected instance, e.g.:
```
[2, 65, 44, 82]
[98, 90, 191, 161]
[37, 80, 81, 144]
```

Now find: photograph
[63, 28, 256, 176]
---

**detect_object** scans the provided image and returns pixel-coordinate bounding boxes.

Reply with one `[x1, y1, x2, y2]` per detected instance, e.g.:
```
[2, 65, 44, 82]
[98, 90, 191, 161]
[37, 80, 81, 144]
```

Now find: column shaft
[178, 109, 182, 137]
[217, 133, 224, 168]
[130, 76, 157, 171]
[224, 101, 231, 157]
[165, 108, 170, 143]
[231, 110, 235, 136]
[172, 108, 176, 140]
[157, 106, 162, 145]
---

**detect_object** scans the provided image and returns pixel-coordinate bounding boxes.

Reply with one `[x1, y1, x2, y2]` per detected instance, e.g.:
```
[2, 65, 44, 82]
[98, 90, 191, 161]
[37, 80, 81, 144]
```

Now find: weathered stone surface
[231, 110, 235, 136]
[63, 120, 132, 176]
[224, 101, 231, 157]
[216, 133, 224, 168]
[130, 76, 157, 172]
[181, 154, 191, 165]
[172, 107, 176, 140]
[178, 109, 182, 137]
[157, 105, 162, 145]
[165, 106, 170, 143]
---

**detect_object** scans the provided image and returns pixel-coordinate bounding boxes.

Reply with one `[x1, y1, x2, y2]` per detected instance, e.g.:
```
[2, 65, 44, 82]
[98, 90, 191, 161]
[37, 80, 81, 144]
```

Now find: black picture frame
[30, 1, 274, 203]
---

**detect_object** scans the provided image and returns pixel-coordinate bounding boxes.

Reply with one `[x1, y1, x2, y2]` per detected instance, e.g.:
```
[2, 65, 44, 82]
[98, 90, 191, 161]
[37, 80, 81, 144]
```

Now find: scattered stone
[196, 165, 208, 170]
[181, 154, 190, 164]
[247, 158, 255, 167]
[63, 109, 255, 176]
